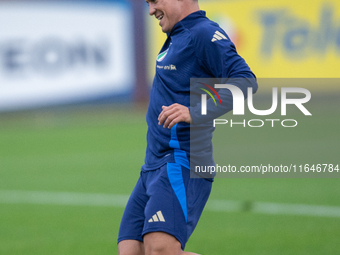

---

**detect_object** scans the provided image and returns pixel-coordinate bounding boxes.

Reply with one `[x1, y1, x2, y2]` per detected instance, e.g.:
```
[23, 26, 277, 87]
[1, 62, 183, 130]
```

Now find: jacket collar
[167, 10, 207, 37]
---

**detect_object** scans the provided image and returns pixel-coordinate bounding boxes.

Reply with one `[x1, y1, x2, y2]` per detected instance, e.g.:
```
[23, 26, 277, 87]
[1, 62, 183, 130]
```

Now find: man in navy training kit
[118, 0, 257, 254]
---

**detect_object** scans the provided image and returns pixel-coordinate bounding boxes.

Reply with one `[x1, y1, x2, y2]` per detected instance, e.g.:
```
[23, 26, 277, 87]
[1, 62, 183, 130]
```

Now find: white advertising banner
[0, 1, 135, 111]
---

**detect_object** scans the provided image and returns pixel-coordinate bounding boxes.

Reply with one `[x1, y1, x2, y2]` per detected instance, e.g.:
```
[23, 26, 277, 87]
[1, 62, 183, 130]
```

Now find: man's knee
[144, 232, 182, 255]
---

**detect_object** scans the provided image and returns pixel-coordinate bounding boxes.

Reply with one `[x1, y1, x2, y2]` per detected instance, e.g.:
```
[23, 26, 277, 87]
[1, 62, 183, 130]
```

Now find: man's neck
[179, 1, 200, 22]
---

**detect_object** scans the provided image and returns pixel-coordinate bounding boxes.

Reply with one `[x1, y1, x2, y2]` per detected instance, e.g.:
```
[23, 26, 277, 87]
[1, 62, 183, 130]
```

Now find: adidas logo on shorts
[148, 211, 165, 222]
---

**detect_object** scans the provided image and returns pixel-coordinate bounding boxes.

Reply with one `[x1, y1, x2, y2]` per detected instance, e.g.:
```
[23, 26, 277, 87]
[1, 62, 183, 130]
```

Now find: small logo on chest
[157, 64, 177, 70]
[157, 43, 172, 62]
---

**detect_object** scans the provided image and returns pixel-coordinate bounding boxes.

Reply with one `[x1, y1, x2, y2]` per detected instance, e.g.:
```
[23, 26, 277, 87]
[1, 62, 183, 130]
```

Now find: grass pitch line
[0, 190, 129, 207]
[207, 200, 340, 218]
[1, 190, 340, 218]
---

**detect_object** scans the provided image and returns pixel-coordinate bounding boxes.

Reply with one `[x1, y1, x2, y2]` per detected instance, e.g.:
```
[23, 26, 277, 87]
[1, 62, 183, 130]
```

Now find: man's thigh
[144, 232, 182, 255]
[142, 163, 212, 250]
[118, 175, 148, 243]
[118, 163, 212, 250]
[143, 232, 201, 255]
[118, 240, 144, 255]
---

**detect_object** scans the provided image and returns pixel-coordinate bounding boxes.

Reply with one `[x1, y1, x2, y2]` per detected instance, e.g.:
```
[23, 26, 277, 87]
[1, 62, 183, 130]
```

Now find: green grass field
[0, 96, 339, 255]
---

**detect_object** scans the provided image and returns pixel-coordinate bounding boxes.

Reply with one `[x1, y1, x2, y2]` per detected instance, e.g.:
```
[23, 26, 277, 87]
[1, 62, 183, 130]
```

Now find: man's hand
[158, 103, 192, 129]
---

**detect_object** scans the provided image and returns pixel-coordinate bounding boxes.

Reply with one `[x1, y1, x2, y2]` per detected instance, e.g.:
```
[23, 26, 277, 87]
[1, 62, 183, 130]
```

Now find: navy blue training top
[142, 11, 257, 172]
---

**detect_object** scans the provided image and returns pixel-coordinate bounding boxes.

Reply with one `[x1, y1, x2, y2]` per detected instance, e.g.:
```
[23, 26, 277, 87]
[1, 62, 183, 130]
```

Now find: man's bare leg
[118, 240, 144, 255]
[144, 232, 200, 255]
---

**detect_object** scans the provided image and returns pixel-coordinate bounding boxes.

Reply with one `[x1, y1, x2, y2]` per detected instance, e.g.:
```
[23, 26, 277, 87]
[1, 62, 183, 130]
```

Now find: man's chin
[160, 24, 172, 33]
[162, 29, 172, 34]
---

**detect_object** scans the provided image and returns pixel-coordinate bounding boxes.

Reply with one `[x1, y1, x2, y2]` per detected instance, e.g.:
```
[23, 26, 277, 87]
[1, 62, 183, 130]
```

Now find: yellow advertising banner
[147, 0, 340, 84]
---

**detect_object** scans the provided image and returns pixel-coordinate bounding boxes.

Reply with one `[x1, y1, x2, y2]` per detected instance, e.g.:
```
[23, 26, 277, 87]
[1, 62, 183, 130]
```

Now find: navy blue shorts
[118, 162, 212, 250]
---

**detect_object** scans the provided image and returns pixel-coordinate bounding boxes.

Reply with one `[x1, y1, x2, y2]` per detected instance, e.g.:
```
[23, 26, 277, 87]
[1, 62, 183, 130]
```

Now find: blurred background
[0, 0, 339, 254]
